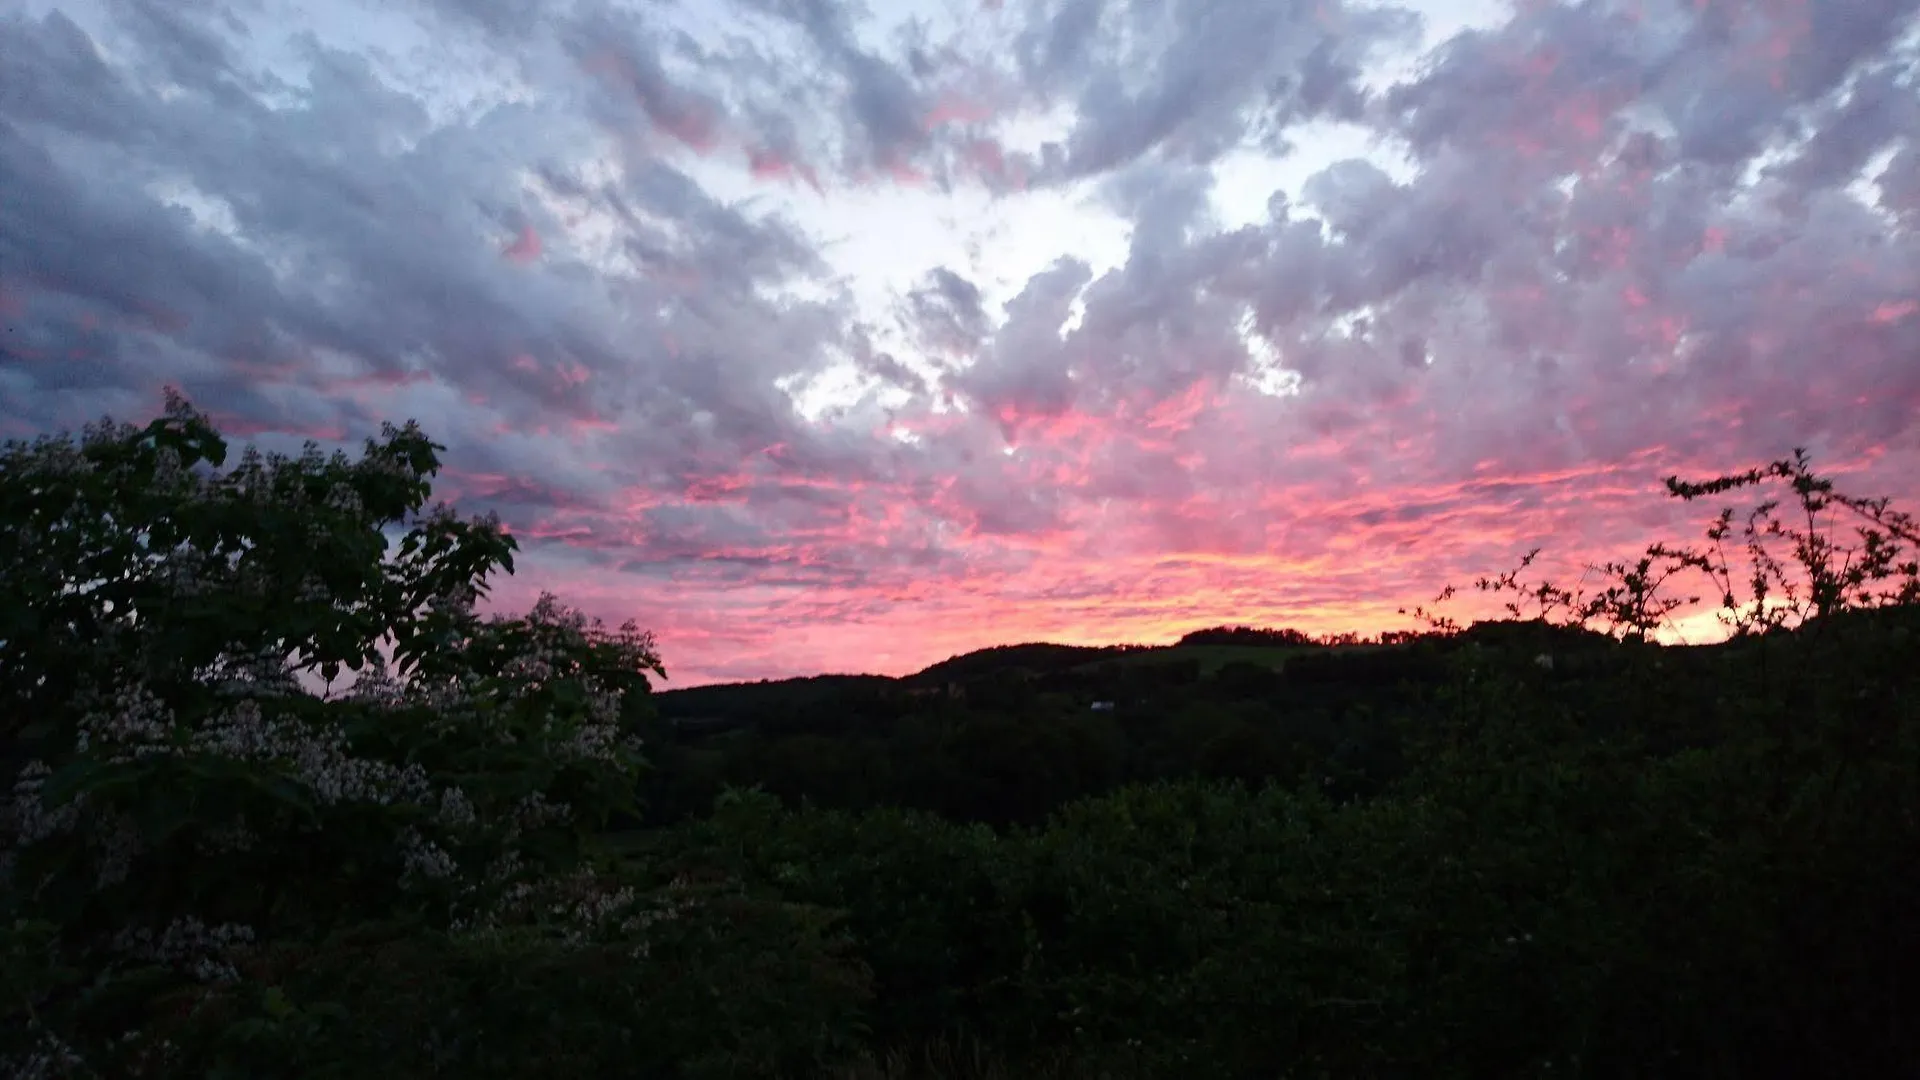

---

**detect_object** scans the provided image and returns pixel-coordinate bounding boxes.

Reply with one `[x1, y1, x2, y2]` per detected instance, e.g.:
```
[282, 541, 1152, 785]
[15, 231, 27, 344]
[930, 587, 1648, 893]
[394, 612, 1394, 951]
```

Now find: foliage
[0, 393, 866, 1078]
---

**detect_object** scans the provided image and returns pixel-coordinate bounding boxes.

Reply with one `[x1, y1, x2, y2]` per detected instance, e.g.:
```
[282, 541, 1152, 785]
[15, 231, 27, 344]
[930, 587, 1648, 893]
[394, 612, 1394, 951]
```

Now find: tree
[0, 392, 868, 1078]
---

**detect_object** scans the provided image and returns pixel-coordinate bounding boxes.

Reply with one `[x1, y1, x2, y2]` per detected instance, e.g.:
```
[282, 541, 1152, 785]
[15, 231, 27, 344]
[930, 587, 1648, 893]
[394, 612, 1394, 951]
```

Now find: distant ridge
[653, 617, 1657, 708]
[902, 642, 1153, 686]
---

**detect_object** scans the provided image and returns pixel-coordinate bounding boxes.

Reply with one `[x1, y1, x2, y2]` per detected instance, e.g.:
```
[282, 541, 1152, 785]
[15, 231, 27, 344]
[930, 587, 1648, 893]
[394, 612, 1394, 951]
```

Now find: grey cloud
[841, 51, 930, 166]
[1385, 4, 1644, 163]
[900, 267, 989, 363]
[1015, 0, 1102, 90]
[0, 4, 872, 554]
[953, 257, 1090, 422]
[1781, 0, 1918, 98]
[1234, 148, 1514, 333]
[427, 0, 954, 184]
[1100, 162, 1214, 249]
[946, 161, 1276, 433]
[848, 330, 929, 397]
[925, 268, 984, 321]
[561, 10, 727, 151]
[420, 0, 562, 40]
[0, 11, 140, 140]
[1302, 159, 1399, 240]
[1768, 63, 1920, 192]
[1882, 145, 1920, 218]
[111, 0, 260, 104]
[737, 0, 932, 172]
[1020, 0, 1419, 180]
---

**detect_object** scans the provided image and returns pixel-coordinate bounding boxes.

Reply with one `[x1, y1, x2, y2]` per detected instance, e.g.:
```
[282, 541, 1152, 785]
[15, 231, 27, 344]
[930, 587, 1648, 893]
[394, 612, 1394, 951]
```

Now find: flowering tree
[0, 391, 755, 1075]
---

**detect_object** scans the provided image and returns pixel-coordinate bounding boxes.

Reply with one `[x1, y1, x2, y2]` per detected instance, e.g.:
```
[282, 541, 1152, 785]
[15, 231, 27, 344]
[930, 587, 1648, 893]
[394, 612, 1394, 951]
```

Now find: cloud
[901, 267, 991, 362]
[1011, 0, 1420, 178]
[4, 0, 1919, 686]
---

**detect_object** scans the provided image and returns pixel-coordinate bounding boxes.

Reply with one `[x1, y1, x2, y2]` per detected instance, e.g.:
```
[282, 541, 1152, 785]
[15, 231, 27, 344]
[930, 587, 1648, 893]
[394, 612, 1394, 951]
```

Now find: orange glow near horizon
[461, 430, 1920, 689]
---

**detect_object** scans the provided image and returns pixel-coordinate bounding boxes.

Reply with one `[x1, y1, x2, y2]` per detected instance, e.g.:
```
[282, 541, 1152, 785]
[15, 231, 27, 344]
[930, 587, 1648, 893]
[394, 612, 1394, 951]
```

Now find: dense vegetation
[4, 393, 1919, 1078]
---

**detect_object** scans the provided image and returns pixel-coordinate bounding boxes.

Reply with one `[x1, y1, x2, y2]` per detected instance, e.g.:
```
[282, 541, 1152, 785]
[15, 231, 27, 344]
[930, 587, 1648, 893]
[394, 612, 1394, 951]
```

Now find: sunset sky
[3, 0, 1917, 687]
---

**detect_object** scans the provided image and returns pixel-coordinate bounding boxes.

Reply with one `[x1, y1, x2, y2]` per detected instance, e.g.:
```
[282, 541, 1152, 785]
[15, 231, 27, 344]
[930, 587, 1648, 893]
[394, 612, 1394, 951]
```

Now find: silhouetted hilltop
[1176, 625, 1323, 647]
[903, 642, 1152, 686]
[1446, 618, 1621, 650]
[653, 673, 896, 721]
[652, 619, 1627, 725]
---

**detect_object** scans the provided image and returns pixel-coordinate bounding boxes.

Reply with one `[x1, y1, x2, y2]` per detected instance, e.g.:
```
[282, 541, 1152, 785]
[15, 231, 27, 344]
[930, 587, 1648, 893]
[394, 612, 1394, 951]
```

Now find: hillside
[653, 617, 1624, 724]
[637, 616, 1670, 831]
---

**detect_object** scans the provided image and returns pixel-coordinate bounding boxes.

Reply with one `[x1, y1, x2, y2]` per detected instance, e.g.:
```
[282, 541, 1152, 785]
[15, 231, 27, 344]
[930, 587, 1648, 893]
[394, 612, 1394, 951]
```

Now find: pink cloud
[883, 156, 928, 186]
[924, 96, 993, 129]
[502, 225, 542, 263]
[747, 146, 824, 192]
[201, 411, 347, 443]
[958, 138, 1029, 191]
[1874, 300, 1917, 324]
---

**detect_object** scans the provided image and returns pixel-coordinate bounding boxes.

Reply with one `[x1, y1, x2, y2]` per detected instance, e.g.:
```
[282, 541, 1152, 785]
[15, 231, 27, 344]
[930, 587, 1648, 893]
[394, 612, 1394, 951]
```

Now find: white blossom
[187, 700, 425, 807]
[7, 1028, 87, 1079]
[76, 682, 175, 760]
[3, 760, 84, 845]
[436, 786, 478, 830]
[112, 917, 255, 984]
[503, 791, 574, 840]
[397, 826, 460, 884]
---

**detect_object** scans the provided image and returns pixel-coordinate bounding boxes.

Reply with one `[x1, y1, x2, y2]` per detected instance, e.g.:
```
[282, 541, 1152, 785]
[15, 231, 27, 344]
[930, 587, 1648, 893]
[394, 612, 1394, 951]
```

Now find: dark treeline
[1174, 625, 1321, 647]
[623, 601, 1920, 1078]
[640, 618, 1639, 831]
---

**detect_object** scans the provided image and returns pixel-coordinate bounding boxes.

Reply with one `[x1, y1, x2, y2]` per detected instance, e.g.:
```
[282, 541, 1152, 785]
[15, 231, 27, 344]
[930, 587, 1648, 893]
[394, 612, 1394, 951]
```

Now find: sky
[2, 0, 1918, 687]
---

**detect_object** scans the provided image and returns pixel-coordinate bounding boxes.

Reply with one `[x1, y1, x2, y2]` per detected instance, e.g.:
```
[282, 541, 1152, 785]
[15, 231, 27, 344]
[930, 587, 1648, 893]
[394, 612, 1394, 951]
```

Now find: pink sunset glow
[2, 0, 1916, 687]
